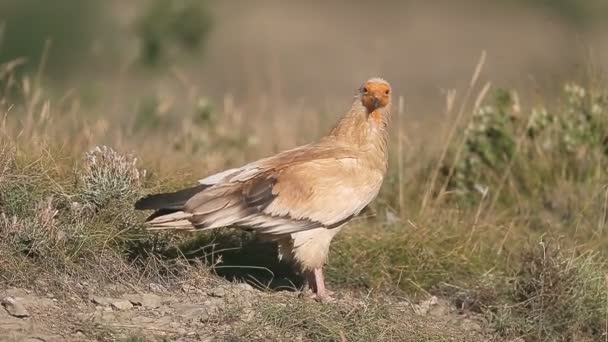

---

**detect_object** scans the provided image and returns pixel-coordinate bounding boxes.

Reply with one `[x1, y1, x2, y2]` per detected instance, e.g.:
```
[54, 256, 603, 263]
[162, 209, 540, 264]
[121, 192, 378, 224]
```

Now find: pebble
[123, 293, 163, 309]
[1, 297, 30, 318]
[208, 286, 226, 298]
[91, 296, 111, 306]
[149, 283, 166, 293]
[110, 299, 133, 311]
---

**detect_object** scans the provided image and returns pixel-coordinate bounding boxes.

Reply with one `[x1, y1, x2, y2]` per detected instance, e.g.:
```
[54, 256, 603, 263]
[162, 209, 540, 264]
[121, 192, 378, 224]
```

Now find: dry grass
[1, 57, 608, 341]
[233, 295, 485, 341]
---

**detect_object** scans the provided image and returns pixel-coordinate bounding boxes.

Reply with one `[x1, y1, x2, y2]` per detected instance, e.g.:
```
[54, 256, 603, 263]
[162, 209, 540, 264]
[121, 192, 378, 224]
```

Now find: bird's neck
[326, 98, 390, 172]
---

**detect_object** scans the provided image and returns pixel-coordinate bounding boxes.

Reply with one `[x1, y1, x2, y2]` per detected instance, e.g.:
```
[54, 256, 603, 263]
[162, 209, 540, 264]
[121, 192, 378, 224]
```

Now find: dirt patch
[0, 282, 491, 341]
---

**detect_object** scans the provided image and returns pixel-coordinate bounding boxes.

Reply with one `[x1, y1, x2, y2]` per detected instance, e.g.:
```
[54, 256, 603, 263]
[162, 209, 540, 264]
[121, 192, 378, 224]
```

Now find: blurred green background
[0, 0, 607, 115]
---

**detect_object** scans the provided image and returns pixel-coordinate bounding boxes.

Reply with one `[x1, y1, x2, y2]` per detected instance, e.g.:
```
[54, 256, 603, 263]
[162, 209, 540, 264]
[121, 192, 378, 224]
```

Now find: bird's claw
[303, 289, 335, 303]
[313, 293, 335, 303]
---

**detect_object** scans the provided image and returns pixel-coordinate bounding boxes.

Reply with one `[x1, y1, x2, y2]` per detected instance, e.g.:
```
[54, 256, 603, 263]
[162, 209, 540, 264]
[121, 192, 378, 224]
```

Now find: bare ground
[1, 278, 492, 342]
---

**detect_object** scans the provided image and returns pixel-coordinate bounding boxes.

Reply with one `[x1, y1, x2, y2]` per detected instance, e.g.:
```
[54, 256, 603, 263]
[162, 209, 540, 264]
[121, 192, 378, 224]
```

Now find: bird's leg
[304, 270, 317, 294]
[312, 267, 334, 301]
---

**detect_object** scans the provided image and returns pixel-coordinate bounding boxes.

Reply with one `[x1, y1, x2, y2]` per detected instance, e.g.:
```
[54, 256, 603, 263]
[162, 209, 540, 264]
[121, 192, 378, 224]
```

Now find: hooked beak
[372, 96, 381, 108]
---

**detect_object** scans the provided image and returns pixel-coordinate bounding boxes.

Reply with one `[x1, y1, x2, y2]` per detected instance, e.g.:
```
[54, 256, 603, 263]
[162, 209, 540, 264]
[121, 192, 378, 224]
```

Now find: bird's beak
[372, 97, 381, 108]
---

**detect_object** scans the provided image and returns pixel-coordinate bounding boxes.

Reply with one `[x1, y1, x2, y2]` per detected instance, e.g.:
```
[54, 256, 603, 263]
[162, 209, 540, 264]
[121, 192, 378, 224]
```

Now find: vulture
[135, 78, 392, 300]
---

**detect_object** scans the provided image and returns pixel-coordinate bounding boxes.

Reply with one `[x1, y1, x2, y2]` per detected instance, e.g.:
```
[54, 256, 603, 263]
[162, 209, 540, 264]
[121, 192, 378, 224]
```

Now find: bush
[79, 146, 145, 210]
[449, 89, 517, 198]
[0, 144, 154, 285]
[448, 83, 608, 202]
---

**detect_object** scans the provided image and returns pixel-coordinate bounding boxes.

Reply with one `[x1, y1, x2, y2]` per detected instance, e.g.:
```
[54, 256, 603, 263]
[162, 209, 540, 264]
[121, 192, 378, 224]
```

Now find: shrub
[448, 84, 608, 201]
[449, 89, 517, 198]
[79, 146, 145, 210]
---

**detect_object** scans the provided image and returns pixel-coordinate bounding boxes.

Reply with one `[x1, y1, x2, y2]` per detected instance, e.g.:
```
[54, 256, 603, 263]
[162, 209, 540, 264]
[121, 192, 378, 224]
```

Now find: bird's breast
[290, 158, 384, 226]
[257, 148, 387, 230]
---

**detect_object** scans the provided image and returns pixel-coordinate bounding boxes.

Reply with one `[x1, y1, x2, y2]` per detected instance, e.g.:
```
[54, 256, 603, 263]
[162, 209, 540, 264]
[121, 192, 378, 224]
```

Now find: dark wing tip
[134, 195, 156, 210]
[134, 184, 210, 211]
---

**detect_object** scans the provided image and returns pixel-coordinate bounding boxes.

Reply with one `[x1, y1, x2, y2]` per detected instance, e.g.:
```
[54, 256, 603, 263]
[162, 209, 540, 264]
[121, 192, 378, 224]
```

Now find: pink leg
[305, 270, 317, 293]
[311, 268, 334, 301]
[313, 268, 327, 298]
[304, 268, 334, 301]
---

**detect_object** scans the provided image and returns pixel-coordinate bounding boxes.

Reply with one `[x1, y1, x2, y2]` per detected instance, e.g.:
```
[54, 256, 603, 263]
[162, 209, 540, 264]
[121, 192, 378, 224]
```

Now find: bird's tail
[145, 210, 196, 231]
[134, 184, 208, 230]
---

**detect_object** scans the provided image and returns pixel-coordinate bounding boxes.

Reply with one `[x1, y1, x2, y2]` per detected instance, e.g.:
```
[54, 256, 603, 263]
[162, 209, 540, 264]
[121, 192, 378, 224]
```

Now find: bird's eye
[363, 87, 368, 94]
[385, 89, 390, 95]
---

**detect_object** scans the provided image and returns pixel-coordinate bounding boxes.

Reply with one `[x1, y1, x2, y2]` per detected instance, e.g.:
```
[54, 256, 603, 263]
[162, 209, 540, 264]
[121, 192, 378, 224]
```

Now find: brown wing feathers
[187, 176, 278, 230]
[134, 78, 392, 237]
[138, 168, 329, 234]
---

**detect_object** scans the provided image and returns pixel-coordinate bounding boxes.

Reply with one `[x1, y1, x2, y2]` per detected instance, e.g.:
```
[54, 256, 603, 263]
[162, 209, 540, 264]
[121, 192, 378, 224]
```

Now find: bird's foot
[301, 267, 334, 302]
[306, 288, 335, 303]
[325, 289, 335, 296]
[312, 292, 335, 303]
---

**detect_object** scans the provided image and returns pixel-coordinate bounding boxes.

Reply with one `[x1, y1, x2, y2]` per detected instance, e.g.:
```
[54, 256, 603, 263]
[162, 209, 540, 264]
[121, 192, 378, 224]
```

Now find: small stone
[1, 297, 29, 318]
[124, 294, 163, 309]
[172, 303, 219, 323]
[237, 283, 254, 291]
[110, 299, 133, 311]
[123, 294, 142, 305]
[2, 288, 29, 298]
[149, 283, 166, 293]
[208, 286, 226, 298]
[91, 296, 111, 306]
[181, 284, 198, 294]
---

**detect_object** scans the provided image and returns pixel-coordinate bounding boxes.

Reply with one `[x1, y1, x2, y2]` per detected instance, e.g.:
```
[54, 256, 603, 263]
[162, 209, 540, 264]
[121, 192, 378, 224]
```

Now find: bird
[134, 78, 392, 300]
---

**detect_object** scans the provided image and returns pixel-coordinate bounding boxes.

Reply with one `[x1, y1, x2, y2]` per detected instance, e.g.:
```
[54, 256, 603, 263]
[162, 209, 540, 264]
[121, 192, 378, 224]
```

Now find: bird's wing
[253, 157, 383, 234]
[197, 144, 346, 185]
[182, 144, 382, 235]
[138, 145, 323, 213]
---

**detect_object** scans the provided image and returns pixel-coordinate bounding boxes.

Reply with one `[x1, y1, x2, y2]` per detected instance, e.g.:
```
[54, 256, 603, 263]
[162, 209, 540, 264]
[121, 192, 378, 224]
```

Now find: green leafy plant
[448, 84, 608, 201]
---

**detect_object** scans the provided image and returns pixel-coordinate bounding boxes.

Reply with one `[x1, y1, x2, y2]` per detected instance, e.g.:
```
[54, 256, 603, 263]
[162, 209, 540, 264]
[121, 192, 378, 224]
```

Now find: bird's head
[359, 78, 391, 114]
